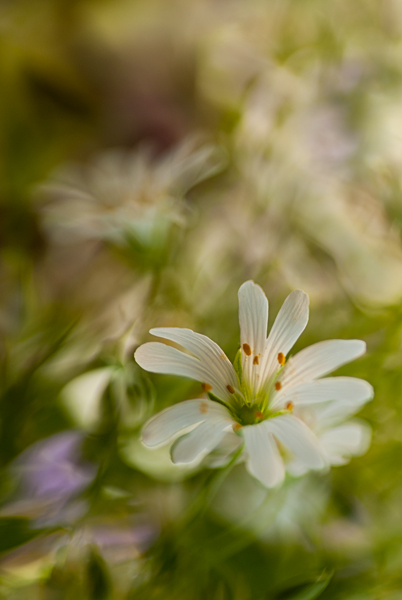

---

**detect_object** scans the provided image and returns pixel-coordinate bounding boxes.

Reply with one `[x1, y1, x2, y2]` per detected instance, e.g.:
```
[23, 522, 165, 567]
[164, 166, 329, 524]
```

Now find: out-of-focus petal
[265, 414, 326, 470]
[60, 368, 114, 431]
[320, 420, 371, 465]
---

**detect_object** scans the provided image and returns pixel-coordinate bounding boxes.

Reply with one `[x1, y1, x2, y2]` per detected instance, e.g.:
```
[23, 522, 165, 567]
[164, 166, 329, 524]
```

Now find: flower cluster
[135, 282, 373, 487]
[39, 139, 224, 250]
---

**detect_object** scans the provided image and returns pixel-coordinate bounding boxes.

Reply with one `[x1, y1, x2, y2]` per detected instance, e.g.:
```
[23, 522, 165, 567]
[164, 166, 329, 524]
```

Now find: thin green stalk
[178, 441, 245, 530]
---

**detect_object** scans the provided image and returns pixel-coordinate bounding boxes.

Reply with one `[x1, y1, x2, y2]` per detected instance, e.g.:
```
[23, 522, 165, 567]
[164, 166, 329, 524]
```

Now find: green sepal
[207, 392, 237, 420]
[233, 348, 243, 384]
[266, 409, 288, 419]
[207, 392, 229, 409]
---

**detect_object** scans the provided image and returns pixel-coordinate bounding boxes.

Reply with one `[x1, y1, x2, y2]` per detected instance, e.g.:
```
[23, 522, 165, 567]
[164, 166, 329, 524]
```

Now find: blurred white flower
[61, 368, 114, 431]
[287, 395, 372, 476]
[233, 63, 402, 306]
[39, 139, 225, 249]
[298, 185, 402, 306]
[61, 362, 152, 432]
[135, 281, 372, 488]
[213, 466, 329, 543]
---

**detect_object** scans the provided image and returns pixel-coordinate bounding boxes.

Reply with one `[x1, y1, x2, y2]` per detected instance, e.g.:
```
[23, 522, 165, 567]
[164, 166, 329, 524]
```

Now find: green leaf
[87, 546, 112, 600]
[281, 572, 333, 600]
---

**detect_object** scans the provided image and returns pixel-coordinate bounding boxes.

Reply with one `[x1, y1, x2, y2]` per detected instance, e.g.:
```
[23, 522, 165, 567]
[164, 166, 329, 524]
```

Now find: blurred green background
[1, 0, 402, 598]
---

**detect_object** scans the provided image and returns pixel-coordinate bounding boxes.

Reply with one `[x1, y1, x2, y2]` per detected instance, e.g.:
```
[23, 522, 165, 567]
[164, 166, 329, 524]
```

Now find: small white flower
[135, 282, 373, 487]
[39, 139, 225, 248]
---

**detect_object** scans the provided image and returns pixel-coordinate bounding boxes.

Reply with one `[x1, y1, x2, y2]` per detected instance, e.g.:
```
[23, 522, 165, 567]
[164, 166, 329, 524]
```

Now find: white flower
[39, 139, 225, 248]
[134, 281, 373, 488]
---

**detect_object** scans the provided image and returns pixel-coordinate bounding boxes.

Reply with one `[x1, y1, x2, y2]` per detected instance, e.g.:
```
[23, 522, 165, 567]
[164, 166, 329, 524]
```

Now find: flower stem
[178, 441, 245, 530]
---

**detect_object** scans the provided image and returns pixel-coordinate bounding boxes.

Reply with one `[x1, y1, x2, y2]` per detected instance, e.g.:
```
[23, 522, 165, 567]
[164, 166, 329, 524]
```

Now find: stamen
[255, 411, 264, 419]
[226, 384, 235, 394]
[243, 343, 252, 356]
[253, 355, 259, 365]
[275, 381, 282, 391]
[277, 352, 286, 366]
[200, 402, 209, 414]
[202, 383, 212, 392]
[285, 401, 294, 412]
[233, 423, 242, 432]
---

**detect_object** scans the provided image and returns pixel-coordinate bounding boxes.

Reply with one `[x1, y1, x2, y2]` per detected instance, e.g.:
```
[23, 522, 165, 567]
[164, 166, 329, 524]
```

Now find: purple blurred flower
[1, 431, 96, 524]
[15, 431, 95, 501]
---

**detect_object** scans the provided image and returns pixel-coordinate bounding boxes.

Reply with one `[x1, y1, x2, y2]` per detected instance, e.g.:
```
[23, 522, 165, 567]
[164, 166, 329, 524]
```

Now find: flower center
[237, 404, 266, 425]
[229, 365, 287, 425]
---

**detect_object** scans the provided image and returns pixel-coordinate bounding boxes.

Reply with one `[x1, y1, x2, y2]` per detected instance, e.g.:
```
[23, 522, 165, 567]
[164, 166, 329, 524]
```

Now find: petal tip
[149, 328, 162, 336]
[134, 343, 149, 368]
[292, 289, 309, 301]
[149, 327, 176, 337]
[238, 280, 268, 297]
[238, 280, 257, 295]
[352, 339, 367, 357]
[140, 425, 156, 448]
[133, 345, 142, 365]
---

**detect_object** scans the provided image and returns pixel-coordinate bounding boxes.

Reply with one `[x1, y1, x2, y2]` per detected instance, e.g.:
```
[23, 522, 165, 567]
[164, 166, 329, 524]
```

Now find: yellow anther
[226, 384, 235, 394]
[275, 381, 282, 391]
[202, 383, 212, 392]
[243, 343, 252, 356]
[277, 352, 286, 366]
[253, 355, 259, 365]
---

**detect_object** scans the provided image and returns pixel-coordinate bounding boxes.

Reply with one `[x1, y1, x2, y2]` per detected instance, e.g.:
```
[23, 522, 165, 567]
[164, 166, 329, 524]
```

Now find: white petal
[286, 457, 310, 477]
[311, 397, 369, 429]
[272, 377, 374, 410]
[265, 414, 326, 470]
[259, 290, 309, 385]
[238, 281, 268, 391]
[135, 342, 232, 402]
[238, 281, 268, 356]
[320, 420, 371, 464]
[142, 399, 231, 447]
[172, 416, 233, 464]
[242, 422, 285, 488]
[280, 340, 366, 390]
[150, 328, 237, 399]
